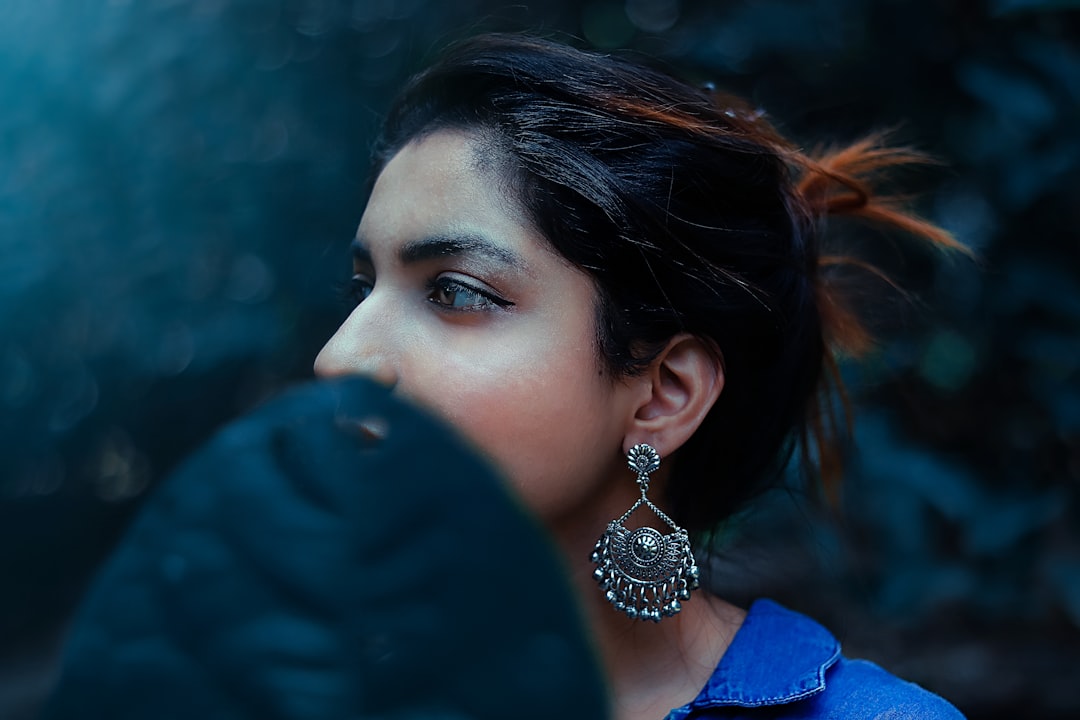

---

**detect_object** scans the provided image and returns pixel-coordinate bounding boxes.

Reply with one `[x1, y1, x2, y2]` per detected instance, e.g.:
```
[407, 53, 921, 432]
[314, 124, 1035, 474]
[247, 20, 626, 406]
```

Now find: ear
[625, 334, 725, 459]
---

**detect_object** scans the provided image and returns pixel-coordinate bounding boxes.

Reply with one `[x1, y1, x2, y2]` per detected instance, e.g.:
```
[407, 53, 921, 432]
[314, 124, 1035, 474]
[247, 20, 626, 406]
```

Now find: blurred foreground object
[44, 377, 607, 720]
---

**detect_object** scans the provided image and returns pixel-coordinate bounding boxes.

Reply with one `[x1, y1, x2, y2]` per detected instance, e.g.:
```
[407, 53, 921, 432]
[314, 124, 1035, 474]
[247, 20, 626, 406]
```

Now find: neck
[548, 485, 746, 720]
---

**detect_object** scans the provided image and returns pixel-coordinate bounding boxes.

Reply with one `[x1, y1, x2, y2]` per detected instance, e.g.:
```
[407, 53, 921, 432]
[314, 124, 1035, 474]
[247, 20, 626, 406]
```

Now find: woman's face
[315, 130, 640, 522]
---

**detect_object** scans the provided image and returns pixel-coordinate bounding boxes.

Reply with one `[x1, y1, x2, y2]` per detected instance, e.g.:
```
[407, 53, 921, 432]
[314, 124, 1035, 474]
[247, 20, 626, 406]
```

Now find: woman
[315, 33, 965, 719]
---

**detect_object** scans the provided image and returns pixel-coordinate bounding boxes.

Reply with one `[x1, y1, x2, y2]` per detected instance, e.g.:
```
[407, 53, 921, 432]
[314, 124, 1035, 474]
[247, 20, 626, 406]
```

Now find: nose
[313, 299, 400, 389]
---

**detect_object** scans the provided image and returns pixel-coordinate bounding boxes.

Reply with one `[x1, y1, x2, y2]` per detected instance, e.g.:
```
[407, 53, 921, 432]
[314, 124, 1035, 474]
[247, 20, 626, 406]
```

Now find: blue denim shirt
[667, 600, 965, 719]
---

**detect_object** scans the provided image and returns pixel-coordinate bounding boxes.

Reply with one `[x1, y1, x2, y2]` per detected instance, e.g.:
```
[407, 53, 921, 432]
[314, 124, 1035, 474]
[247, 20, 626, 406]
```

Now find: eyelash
[340, 275, 374, 307]
[340, 274, 513, 311]
[426, 277, 514, 311]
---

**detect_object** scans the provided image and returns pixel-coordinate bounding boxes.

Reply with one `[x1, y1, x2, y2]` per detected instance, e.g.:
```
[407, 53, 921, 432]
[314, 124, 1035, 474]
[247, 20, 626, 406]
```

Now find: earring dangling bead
[591, 443, 699, 622]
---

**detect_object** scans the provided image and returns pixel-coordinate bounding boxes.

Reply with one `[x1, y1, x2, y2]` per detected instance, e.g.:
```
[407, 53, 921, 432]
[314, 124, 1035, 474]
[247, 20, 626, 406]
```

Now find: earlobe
[627, 334, 725, 458]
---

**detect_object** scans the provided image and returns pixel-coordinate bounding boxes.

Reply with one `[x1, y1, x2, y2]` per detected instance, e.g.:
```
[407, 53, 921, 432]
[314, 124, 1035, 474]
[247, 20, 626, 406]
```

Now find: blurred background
[1, 0, 1077, 717]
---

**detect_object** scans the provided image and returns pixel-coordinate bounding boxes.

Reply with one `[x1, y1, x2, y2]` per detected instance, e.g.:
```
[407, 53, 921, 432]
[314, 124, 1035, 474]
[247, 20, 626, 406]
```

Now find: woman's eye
[348, 274, 374, 305]
[428, 277, 512, 311]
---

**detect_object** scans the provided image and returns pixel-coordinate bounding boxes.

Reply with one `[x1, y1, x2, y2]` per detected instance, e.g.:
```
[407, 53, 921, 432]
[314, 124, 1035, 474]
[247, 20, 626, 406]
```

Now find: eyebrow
[351, 232, 524, 270]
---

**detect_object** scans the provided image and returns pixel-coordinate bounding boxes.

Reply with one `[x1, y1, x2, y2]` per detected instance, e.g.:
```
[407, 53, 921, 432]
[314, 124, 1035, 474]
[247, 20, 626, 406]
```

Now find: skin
[315, 129, 744, 720]
[314, 129, 638, 522]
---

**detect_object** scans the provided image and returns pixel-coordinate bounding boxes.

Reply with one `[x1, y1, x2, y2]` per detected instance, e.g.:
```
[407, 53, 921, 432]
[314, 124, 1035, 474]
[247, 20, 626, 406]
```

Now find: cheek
[399, 334, 624, 519]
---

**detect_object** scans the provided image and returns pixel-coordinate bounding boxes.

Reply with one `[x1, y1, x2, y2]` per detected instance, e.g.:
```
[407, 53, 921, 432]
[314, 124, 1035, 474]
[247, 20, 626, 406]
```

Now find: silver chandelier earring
[591, 443, 700, 622]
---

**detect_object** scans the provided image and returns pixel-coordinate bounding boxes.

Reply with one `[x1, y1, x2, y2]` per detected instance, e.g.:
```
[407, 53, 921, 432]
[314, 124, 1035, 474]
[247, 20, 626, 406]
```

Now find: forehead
[359, 129, 531, 246]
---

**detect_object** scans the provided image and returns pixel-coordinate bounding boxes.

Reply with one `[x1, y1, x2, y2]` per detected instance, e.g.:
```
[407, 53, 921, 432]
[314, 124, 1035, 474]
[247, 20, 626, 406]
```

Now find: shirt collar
[669, 599, 841, 717]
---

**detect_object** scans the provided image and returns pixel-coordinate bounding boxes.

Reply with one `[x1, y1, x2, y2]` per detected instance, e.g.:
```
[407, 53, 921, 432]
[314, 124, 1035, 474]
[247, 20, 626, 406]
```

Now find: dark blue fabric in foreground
[44, 377, 608, 720]
[668, 599, 964, 719]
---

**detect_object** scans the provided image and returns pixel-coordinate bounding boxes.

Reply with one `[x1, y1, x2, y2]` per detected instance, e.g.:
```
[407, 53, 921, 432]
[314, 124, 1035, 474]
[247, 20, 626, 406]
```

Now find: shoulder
[671, 599, 965, 720]
[800, 655, 966, 720]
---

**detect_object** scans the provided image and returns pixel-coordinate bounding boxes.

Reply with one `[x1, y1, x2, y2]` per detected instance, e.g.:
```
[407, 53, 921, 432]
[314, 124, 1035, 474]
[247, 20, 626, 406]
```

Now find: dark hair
[368, 34, 960, 538]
